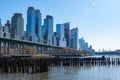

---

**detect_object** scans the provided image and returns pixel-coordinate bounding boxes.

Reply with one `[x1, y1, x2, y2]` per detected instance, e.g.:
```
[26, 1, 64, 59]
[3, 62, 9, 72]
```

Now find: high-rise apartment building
[43, 15, 53, 45]
[0, 19, 3, 37]
[64, 22, 70, 47]
[11, 13, 24, 39]
[26, 7, 35, 36]
[79, 37, 85, 51]
[79, 37, 92, 52]
[56, 24, 66, 47]
[35, 9, 42, 42]
[70, 27, 79, 50]
[0, 18, 1, 26]
[26, 7, 42, 42]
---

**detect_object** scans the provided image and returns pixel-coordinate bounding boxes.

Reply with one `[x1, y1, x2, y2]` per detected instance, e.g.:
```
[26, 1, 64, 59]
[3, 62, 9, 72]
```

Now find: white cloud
[92, 2, 96, 6]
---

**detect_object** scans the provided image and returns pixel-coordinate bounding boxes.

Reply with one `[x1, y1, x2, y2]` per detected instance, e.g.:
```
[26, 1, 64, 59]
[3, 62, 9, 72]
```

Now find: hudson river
[0, 56, 120, 80]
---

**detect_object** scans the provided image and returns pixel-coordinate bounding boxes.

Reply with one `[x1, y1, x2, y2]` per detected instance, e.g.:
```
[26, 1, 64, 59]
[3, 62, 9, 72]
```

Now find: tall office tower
[85, 42, 88, 51]
[79, 37, 85, 51]
[43, 15, 53, 45]
[70, 27, 79, 50]
[26, 7, 35, 36]
[35, 9, 42, 42]
[26, 7, 42, 42]
[64, 22, 70, 47]
[11, 13, 24, 39]
[0, 26, 3, 37]
[0, 18, 1, 26]
[0, 19, 3, 37]
[56, 24, 66, 47]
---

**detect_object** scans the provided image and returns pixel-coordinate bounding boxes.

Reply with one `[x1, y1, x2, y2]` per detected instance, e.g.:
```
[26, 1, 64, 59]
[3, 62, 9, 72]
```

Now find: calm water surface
[0, 65, 120, 80]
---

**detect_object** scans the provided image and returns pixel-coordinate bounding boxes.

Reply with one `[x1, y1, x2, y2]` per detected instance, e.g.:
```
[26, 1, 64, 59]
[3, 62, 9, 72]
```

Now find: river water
[0, 65, 120, 80]
[0, 56, 120, 80]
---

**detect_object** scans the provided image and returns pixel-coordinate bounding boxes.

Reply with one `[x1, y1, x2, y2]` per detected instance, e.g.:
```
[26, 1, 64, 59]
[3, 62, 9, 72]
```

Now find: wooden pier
[1, 55, 120, 73]
[0, 54, 52, 73]
[51, 56, 120, 66]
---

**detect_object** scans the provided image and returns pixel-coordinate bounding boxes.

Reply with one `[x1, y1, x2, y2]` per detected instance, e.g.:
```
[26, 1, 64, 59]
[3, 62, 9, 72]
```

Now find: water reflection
[0, 65, 120, 80]
[40, 72, 48, 80]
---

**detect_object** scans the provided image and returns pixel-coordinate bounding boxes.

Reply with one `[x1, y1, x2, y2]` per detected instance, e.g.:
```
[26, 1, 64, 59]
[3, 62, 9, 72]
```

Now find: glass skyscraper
[26, 7, 42, 42]
[70, 27, 79, 50]
[64, 22, 70, 47]
[11, 13, 24, 39]
[43, 15, 53, 45]
[35, 9, 42, 42]
[0, 19, 3, 37]
[26, 7, 35, 36]
[79, 37, 85, 51]
[56, 24, 66, 47]
[0, 18, 1, 26]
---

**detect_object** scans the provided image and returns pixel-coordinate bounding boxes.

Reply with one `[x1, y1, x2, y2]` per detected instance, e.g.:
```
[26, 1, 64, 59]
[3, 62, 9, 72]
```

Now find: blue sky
[0, 0, 120, 51]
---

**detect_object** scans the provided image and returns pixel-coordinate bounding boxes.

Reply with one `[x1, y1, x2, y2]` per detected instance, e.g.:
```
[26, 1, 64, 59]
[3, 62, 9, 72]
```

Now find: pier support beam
[7, 43, 10, 55]
[3, 42, 7, 55]
[0, 42, 1, 56]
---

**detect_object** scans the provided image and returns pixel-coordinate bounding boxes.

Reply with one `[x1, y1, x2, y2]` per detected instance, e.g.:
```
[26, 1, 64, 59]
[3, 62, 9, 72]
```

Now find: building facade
[26, 7, 42, 42]
[43, 15, 53, 45]
[70, 27, 79, 50]
[26, 7, 35, 36]
[56, 24, 66, 47]
[0, 19, 10, 38]
[0, 23, 3, 37]
[79, 37, 85, 51]
[64, 22, 70, 47]
[26, 7, 37, 42]
[0, 18, 1, 26]
[11, 13, 24, 39]
[5, 20, 11, 33]
[3, 26, 10, 38]
[84, 42, 88, 51]
[79, 37, 94, 52]
[35, 9, 42, 42]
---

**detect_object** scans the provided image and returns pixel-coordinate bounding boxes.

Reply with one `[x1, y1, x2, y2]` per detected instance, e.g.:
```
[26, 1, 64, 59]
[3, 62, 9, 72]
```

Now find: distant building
[0, 18, 1, 26]
[26, 7, 35, 36]
[35, 9, 42, 42]
[89, 45, 94, 53]
[79, 37, 85, 51]
[26, 7, 42, 42]
[5, 20, 11, 33]
[26, 7, 37, 42]
[70, 27, 79, 50]
[0, 19, 10, 38]
[0, 25, 3, 37]
[3, 26, 10, 38]
[52, 32, 57, 46]
[79, 37, 94, 52]
[0, 19, 3, 37]
[43, 15, 53, 45]
[85, 42, 88, 51]
[64, 22, 70, 47]
[56, 24, 66, 47]
[11, 13, 24, 39]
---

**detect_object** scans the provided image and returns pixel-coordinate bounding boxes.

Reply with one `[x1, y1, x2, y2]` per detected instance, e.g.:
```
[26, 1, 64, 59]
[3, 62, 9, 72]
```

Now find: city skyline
[0, 0, 120, 51]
